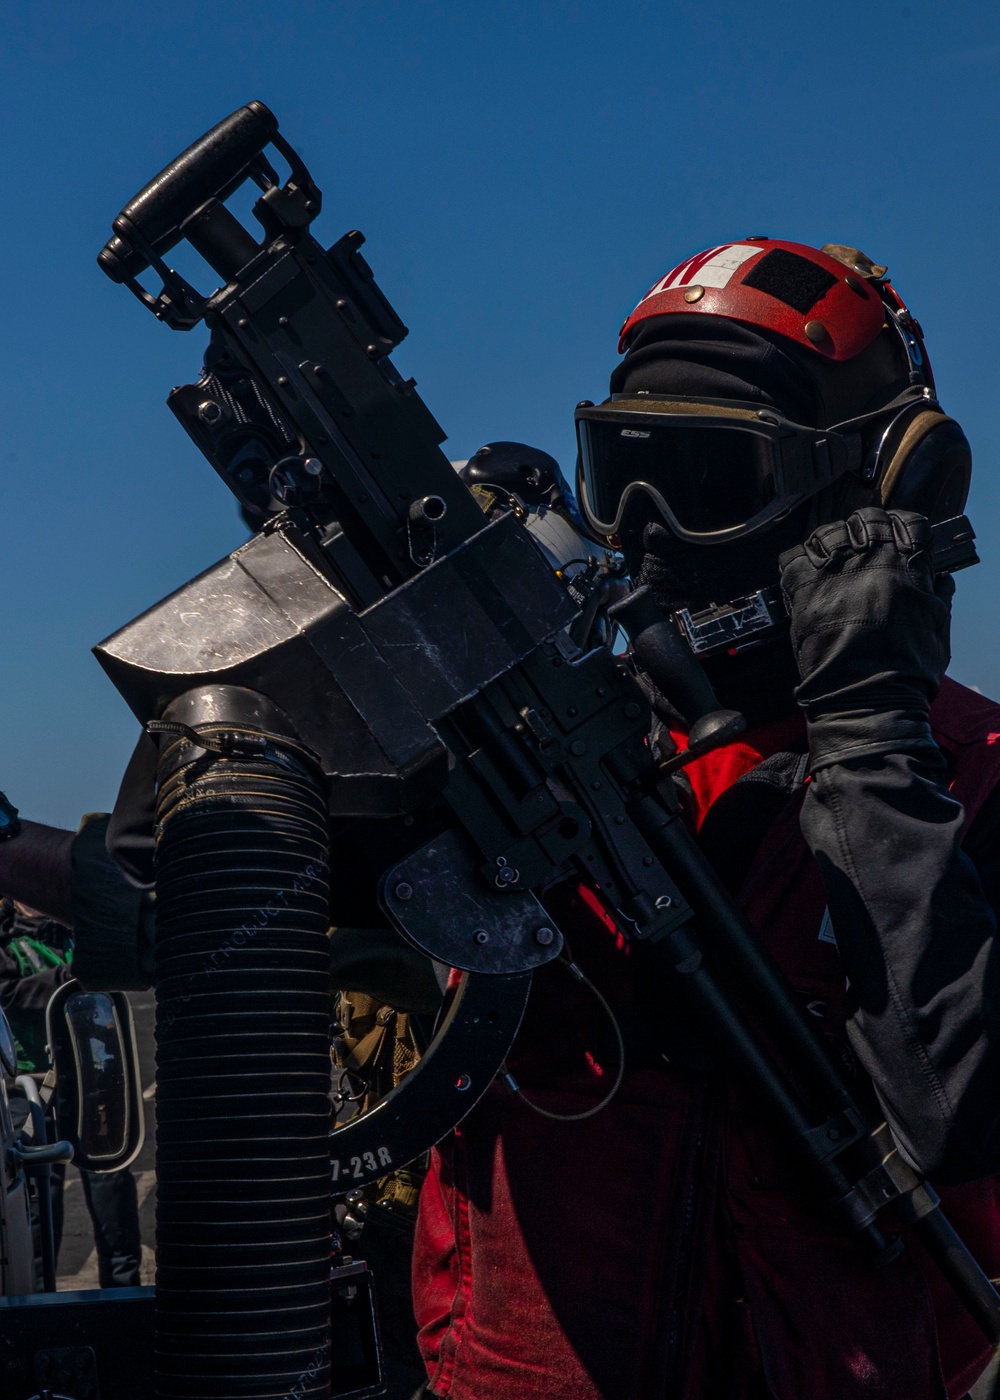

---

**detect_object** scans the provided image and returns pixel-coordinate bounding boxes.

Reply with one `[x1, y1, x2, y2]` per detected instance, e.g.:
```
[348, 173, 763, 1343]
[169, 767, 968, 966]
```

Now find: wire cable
[502, 957, 625, 1122]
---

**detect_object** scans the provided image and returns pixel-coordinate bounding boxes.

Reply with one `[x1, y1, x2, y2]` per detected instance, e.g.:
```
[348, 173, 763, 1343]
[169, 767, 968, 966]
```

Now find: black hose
[152, 711, 333, 1400]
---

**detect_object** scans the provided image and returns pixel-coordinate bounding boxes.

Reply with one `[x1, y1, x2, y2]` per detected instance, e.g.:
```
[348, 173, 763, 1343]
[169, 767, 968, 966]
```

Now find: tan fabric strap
[879, 409, 955, 506]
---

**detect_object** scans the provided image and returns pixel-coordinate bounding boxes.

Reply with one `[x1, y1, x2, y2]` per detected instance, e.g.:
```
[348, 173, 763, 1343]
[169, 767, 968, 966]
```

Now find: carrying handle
[98, 99, 280, 284]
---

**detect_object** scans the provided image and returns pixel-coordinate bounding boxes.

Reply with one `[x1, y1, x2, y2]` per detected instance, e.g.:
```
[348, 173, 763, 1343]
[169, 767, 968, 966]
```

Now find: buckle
[674, 586, 786, 657]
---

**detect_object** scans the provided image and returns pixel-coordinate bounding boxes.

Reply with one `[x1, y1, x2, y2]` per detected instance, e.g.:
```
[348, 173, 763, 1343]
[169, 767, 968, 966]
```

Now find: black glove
[778, 507, 954, 771]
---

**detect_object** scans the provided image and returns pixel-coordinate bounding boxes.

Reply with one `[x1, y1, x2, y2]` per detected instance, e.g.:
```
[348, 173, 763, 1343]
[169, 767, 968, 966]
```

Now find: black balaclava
[610, 314, 911, 724]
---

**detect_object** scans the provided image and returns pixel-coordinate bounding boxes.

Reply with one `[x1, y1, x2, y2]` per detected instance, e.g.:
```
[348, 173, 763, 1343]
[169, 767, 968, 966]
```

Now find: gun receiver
[96, 100, 696, 959]
[102, 100, 484, 607]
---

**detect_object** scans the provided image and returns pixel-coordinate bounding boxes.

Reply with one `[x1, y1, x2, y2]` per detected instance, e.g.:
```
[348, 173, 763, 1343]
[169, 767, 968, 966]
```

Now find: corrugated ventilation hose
[152, 721, 332, 1400]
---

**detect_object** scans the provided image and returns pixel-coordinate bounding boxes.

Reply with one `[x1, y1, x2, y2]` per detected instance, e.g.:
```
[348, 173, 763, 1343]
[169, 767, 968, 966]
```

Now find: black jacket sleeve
[106, 731, 159, 889]
[800, 745, 1000, 1183]
[0, 945, 72, 1017]
[71, 812, 155, 991]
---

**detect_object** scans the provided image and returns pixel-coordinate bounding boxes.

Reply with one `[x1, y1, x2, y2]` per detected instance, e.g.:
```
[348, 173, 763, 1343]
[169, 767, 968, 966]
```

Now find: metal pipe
[15, 1076, 57, 1293]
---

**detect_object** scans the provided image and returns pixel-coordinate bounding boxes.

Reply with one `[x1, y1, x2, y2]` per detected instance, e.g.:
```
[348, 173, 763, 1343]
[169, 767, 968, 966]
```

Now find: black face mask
[634, 511, 811, 614]
[613, 317, 822, 594]
[613, 314, 817, 404]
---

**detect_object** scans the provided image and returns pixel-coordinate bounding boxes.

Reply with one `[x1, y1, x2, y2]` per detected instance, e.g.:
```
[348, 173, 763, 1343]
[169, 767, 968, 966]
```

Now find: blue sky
[2, 1, 999, 827]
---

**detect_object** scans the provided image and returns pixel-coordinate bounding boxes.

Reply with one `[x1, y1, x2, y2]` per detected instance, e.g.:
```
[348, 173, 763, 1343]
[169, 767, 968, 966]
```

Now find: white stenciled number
[333, 1147, 392, 1178]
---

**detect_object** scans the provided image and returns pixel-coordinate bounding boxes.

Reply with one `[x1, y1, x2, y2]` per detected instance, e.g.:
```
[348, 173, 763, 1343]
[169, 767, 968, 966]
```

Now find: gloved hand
[778, 507, 954, 771]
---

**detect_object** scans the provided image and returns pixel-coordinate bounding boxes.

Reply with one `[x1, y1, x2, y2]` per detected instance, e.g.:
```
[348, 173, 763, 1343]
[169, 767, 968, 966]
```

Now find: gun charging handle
[609, 586, 747, 764]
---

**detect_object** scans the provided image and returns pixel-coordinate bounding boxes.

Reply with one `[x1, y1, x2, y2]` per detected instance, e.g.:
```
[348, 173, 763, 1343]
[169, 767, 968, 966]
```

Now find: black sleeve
[71, 813, 155, 991]
[958, 780, 1000, 911]
[800, 745, 1000, 1183]
[106, 731, 159, 888]
[0, 946, 72, 1017]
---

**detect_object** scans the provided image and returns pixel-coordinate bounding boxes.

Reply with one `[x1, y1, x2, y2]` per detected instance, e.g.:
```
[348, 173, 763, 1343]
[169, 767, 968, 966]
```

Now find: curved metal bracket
[9, 1139, 74, 1168]
[330, 968, 530, 1193]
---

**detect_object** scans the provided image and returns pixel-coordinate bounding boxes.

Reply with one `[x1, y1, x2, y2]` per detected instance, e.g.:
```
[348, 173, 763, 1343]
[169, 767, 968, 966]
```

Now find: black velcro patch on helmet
[741, 249, 837, 313]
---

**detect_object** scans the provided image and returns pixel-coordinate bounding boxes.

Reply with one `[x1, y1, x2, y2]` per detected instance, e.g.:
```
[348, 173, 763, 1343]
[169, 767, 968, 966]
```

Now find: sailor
[411, 241, 1000, 1399]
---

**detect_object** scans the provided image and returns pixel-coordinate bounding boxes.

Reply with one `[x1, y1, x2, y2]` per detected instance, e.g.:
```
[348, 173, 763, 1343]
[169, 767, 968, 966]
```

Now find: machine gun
[95, 101, 998, 1400]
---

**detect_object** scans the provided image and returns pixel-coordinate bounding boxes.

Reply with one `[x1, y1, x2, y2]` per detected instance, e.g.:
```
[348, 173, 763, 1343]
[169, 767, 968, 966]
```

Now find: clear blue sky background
[1, 1, 999, 828]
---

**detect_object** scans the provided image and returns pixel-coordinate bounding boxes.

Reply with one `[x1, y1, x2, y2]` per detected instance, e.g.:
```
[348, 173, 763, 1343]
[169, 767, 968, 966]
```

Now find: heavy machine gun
[95, 101, 997, 1400]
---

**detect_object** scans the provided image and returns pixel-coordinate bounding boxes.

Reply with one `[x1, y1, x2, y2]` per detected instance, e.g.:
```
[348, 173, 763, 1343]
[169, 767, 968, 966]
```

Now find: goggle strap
[827, 387, 934, 439]
[779, 431, 858, 497]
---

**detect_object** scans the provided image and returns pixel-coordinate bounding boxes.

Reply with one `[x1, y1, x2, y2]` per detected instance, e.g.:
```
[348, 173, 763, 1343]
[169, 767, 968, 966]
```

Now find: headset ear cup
[879, 417, 972, 519]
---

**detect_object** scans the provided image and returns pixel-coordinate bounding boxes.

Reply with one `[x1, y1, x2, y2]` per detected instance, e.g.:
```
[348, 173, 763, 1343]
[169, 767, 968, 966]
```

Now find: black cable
[503, 957, 625, 1122]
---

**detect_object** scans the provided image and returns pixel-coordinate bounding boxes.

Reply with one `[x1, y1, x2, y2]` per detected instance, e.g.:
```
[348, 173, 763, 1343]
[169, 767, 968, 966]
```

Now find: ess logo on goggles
[575, 395, 864, 543]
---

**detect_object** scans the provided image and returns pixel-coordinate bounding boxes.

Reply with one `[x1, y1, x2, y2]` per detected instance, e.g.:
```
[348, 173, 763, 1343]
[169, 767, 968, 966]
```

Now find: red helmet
[617, 238, 931, 379]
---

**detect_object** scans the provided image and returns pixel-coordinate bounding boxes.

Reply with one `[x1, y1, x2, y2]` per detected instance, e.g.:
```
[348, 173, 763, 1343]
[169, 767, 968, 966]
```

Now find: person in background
[0, 798, 151, 1290]
[2, 896, 143, 1289]
[0, 803, 153, 992]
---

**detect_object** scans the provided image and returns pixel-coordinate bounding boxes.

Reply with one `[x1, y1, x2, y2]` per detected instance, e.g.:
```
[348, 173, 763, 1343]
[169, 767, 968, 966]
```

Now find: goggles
[575, 395, 864, 543]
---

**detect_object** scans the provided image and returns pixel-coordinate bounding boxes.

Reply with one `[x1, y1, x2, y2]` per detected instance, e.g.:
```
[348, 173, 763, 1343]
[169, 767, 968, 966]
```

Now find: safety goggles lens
[577, 411, 784, 536]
